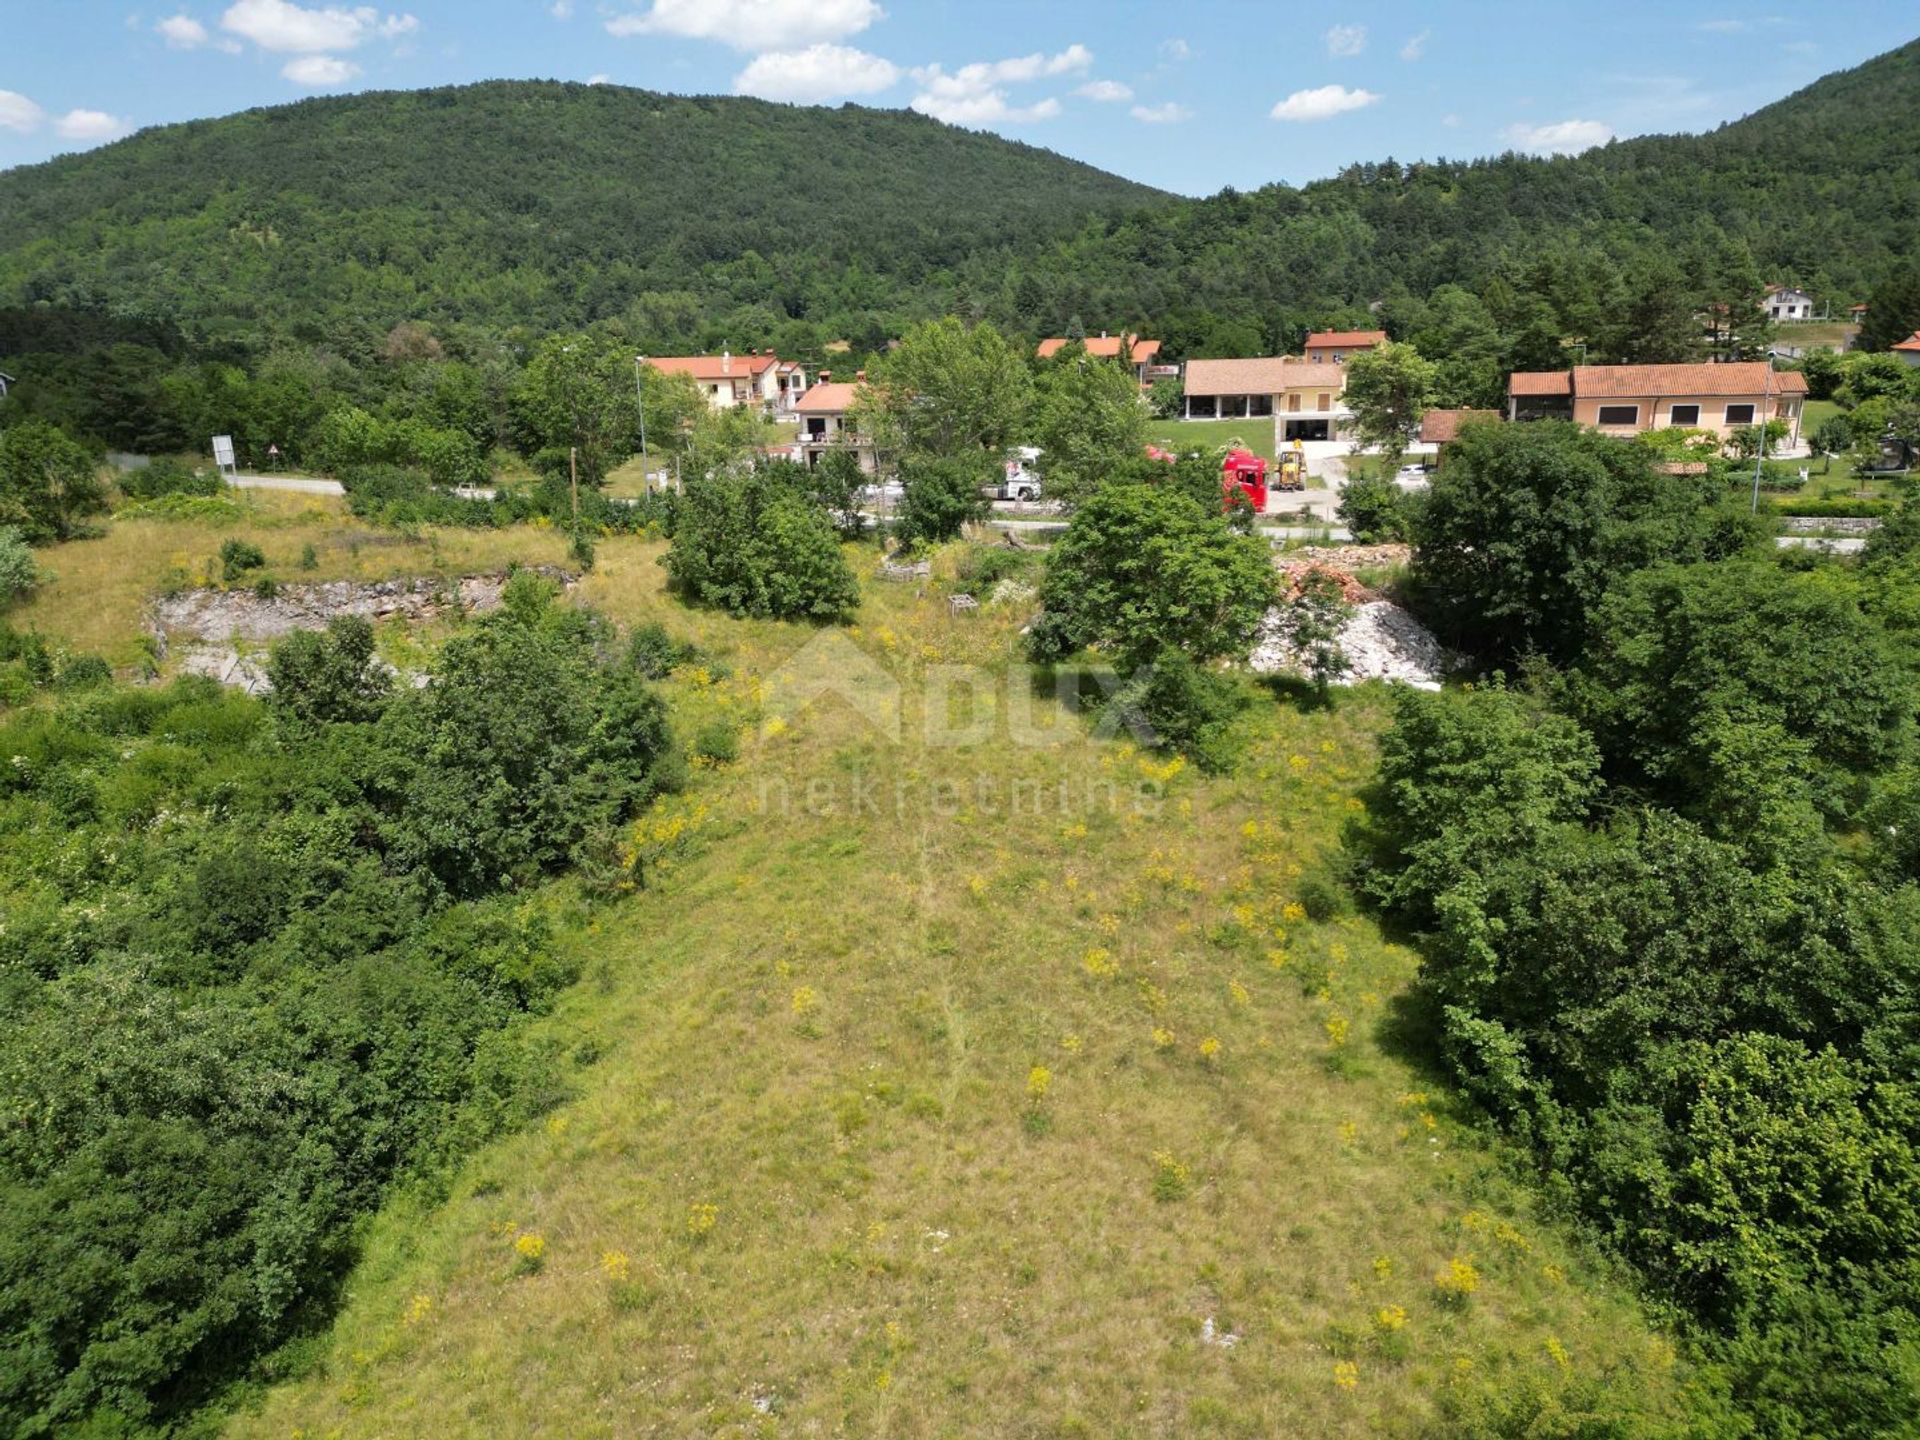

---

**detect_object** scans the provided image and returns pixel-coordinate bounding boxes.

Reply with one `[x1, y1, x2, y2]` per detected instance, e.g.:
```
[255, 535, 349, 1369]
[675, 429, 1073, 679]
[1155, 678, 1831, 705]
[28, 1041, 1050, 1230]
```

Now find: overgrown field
[148, 534, 1694, 1438]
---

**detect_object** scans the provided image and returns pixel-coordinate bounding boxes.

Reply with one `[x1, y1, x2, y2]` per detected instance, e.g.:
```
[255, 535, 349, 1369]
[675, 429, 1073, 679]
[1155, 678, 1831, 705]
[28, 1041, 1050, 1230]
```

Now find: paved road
[230, 473, 344, 496]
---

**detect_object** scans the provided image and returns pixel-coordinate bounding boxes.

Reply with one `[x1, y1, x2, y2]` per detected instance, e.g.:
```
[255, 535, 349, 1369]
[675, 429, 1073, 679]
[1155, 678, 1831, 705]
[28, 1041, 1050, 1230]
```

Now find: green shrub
[265, 615, 392, 726]
[896, 452, 992, 546]
[218, 537, 266, 581]
[51, 653, 112, 690]
[626, 621, 698, 679]
[693, 720, 739, 766]
[1336, 472, 1411, 543]
[1109, 647, 1245, 773]
[0, 583, 678, 1431]
[119, 456, 220, 501]
[0, 525, 40, 606]
[663, 465, 858, 622]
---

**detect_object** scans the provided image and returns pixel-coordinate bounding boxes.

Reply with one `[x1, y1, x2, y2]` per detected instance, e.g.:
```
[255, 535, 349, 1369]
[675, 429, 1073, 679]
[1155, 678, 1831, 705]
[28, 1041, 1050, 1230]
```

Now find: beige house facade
[1508, 362, 1807, 446]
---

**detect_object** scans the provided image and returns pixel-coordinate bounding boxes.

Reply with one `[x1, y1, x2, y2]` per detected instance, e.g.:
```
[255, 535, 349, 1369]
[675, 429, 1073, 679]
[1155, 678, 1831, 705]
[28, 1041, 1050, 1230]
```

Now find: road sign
[212, 435, 236, 473]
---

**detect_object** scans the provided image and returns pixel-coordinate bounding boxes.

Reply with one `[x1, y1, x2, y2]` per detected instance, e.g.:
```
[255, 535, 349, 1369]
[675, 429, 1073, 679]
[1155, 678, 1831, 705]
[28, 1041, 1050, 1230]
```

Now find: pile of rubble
[1252, 554, 1454, 690]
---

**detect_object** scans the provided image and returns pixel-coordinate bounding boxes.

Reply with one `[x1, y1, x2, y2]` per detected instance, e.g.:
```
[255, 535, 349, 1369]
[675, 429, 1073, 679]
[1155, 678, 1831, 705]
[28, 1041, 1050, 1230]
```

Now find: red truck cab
[1221, 448, 1267, 514]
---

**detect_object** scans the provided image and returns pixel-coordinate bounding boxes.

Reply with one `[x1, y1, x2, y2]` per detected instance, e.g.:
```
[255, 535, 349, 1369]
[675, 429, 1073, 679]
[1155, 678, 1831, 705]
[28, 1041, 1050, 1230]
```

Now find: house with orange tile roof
[1507, 362, 1806, 446]
[1302, 329, 1387, 363]
[1417, 408, 1500, 465]
[646, 350, 807, 412]
[793, 373, 877, 473]
[1035, 332, 1163, 386]
[1893, 332, 1920, 368]
[1180, 356, 1353, 441]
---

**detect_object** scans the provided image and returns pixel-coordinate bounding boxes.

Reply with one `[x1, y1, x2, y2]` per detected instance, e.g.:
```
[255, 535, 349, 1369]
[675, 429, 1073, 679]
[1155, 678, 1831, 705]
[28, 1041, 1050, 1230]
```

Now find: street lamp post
[1751, 358, 1774, 515]
[634, 356, 650, 496]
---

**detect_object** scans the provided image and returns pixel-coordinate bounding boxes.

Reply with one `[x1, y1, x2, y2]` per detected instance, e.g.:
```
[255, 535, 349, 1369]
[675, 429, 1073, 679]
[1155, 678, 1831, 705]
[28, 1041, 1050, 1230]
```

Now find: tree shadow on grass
[1253, 672, 1335, 712]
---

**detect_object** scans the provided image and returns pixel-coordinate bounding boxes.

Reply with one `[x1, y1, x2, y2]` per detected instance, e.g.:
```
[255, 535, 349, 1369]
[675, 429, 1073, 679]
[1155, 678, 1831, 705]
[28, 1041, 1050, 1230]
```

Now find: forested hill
[0, 81, 1163, 344]
[0, 39, 1916, 355]
[1027, 36, 1920, 347]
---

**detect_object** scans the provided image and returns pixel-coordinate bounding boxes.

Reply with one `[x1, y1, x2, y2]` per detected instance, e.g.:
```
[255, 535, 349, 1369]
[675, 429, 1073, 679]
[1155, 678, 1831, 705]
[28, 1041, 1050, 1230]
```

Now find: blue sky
[1, 2, 1911, 193]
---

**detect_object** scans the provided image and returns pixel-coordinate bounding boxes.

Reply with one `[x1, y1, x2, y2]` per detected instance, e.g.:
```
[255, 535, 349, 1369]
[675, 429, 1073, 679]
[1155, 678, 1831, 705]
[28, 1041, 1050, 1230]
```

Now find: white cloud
[1441, 112, 1461, 127]
[1503, 118, 1614, 154]
[1270, 83, 1379, 122]
[1161, 37, 1190, 61]
[158, 14, 209, 46]
[220, 0, 417, 53]
[606, 0, 880, 50]
[734, 44, 900, 103]
[1076, 79, 1133, 103]
[1400, 29, 1430, 61]
[0, 90, 47, 132]
[586, 72, 611, 84]
[1130, 101, 1189, 124]
[282, 53, 361, 84]
[1325, 24, 1366, 57]
[908, 45, 1087, 126]
[913, 91, 1060, 126]
[55, 109, 131, 142]
[549, 0, 573, 16]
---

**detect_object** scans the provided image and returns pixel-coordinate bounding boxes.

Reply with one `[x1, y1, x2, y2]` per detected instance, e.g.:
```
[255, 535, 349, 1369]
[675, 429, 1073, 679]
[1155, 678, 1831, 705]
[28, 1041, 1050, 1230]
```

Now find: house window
[1221, 395, 1249, 419]
[1187, 394, 1218, 418]
[1596, 404, 1640, 426]
[1249, 395, 1273, 418]
[1317, 393, 1331, 412]
[1669, 404, 1700, 426]
[1287, 392, 1301, 413]
[1725, 403, 1757, 425]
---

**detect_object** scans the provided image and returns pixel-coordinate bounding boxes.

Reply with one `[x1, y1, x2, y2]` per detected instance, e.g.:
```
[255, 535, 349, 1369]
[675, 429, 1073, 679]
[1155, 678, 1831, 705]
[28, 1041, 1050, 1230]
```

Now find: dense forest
[0, 39, 1917, 363]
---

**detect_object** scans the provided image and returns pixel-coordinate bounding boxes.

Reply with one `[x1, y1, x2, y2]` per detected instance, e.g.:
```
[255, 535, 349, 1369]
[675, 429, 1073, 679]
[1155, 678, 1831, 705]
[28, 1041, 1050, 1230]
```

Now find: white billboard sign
[211, 435, 236, 473]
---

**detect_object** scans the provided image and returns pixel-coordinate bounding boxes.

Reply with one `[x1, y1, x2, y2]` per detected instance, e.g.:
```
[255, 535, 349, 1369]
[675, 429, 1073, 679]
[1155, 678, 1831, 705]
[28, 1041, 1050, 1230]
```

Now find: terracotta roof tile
[1509, 371, 1572, 396]
[1182, 357, 1347, 394]
[1037, 333, 1162, 363]
[1571, 362, 1801, 398]
[1419, 409, 1499, 444]
[795, 381, 862, 414]
[647, 353, 780, 382]
[1303, 330, 1387, 350]
[1893, 332, 1920, 352]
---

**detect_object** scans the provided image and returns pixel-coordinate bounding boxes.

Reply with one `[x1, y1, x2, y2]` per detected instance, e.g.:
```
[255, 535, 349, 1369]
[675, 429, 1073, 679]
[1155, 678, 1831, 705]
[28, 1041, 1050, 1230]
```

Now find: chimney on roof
[820, 370, 831, 382]
[856, 370, 866, 381]
[1100, 330, 1108, 340]
[722, 349, 732, 375]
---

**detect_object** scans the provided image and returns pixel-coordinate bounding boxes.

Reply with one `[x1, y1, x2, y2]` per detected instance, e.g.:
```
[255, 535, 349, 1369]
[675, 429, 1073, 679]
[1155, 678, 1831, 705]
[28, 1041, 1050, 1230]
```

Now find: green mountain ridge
[0, 39, 1916, 352]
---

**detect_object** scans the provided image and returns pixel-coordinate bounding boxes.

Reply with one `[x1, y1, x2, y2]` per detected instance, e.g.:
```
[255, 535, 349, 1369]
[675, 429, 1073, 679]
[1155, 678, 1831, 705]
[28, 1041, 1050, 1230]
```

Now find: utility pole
[569, 445, 580, 530]
[1751, 358, 1773, 515]
[634, 355, 651, 496]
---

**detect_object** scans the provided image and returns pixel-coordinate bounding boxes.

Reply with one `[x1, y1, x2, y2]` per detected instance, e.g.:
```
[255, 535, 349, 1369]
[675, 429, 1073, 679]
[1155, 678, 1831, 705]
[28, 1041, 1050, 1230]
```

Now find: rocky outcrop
[148, 568, 575, 646]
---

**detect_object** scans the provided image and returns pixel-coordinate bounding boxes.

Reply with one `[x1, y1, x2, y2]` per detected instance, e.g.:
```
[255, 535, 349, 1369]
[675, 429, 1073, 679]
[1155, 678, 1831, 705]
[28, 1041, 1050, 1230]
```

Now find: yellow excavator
[1273, 438, 1307, 491]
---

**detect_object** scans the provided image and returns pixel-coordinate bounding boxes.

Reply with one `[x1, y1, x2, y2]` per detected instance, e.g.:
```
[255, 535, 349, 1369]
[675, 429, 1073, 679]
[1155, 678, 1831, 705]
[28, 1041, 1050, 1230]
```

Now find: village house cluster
[644, 298, 1853, 485]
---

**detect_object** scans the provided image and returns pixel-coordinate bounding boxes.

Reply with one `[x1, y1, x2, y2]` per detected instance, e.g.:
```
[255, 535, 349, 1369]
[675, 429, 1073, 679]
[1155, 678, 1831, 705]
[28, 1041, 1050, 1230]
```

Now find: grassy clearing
[218, 540, 1692, 1437]
[1776, 320, 1857, 352]
[9, 492, 573, 664]
[1150, 417, 1280, 462]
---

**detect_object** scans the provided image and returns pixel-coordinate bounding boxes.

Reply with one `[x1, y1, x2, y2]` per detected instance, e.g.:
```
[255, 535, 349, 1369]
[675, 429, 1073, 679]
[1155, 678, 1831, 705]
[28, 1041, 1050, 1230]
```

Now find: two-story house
[1302, 329, 1387, 364]
[648, 351, 800, 411]
[1765, 286, 1816, 322]
[1180, 357, 1351, 442]
[794, 375, 877, 473]
[1035, 332, 1163, 387]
